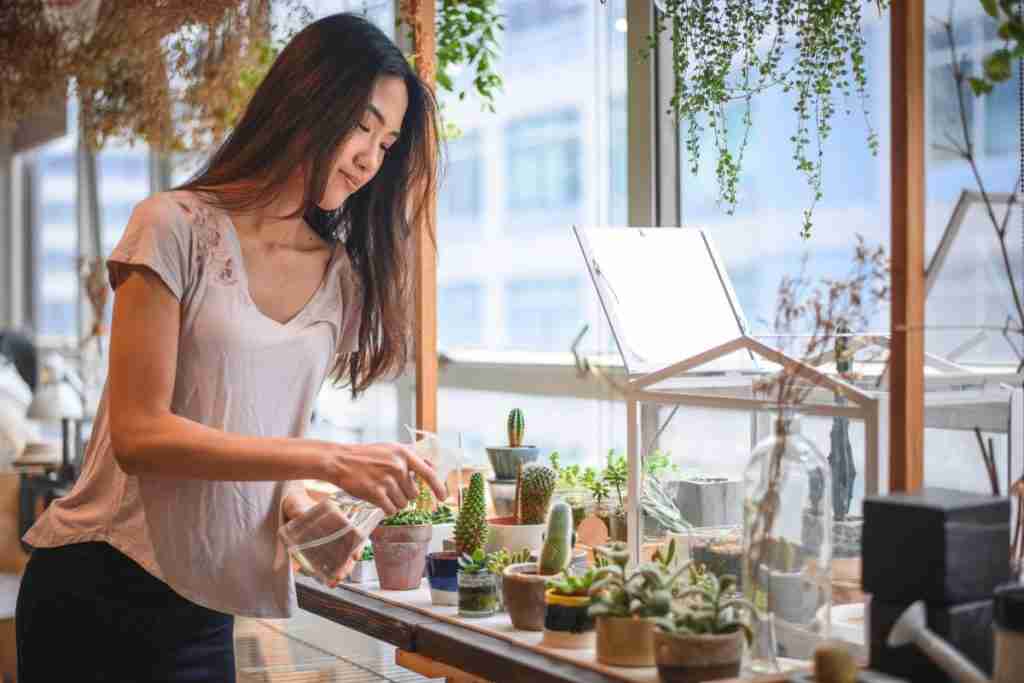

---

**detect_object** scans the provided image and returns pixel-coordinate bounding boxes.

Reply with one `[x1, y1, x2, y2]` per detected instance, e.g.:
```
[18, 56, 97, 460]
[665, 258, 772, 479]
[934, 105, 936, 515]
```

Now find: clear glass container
[743, 411, 832, 671]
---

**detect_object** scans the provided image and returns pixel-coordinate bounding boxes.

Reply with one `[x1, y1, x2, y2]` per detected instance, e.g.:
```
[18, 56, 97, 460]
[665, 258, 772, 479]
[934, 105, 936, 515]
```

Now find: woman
[16, 13, 445, 682]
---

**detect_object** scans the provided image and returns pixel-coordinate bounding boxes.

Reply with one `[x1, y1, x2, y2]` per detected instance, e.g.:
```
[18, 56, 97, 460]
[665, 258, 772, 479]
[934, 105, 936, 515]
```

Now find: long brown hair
[177, 13, 440, 397]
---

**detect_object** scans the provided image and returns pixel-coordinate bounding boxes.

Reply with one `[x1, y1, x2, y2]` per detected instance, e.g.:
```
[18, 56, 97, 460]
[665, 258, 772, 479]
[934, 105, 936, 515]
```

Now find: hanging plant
[969, 0, 1024, 95]
[627, 0, 889, 238]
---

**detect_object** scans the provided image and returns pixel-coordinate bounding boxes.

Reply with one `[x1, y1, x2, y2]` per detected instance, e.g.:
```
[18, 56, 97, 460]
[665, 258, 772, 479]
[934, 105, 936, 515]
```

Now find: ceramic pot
[488, 479, 518, 518]
[370, 524, 431, 591]
[596, 616, 656, 667]
[609, 509, 628, 542]
[426, 551, 459, 606]
[502, 563, 548, 631]
[344, 559, 377, 584]
[765, 567, 821, 625]
[653, 629, 743, 683]
[541, 590, 595, 650]
[457, 570, 498, 618]
[485, 446, 540, 480]
[485, 516, 545, 554]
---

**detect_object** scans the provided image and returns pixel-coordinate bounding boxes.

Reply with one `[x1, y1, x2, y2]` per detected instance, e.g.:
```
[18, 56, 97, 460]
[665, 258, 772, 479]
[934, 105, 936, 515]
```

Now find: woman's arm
[107, 266, 443, 515]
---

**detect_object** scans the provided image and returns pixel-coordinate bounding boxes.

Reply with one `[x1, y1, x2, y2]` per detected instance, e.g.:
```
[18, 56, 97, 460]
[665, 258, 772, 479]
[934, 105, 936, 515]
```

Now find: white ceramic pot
[485, 516, 546, 554]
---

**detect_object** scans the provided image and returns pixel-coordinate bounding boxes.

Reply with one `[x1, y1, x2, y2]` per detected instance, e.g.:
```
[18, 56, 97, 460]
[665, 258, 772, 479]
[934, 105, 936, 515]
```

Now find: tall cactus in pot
[508, 408, 525, 447]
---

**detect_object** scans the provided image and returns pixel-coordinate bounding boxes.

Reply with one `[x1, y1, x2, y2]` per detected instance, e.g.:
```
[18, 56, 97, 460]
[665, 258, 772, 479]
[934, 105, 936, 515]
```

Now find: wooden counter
[297, 575, 793, 683]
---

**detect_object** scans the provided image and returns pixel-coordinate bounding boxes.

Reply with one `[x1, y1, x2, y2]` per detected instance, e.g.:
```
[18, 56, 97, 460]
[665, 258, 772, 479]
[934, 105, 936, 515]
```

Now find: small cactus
[507, 408, 525, 447]
[454, 473, 489, 556]
[519, 463, 556, 525]
[538, 502, 573, 576]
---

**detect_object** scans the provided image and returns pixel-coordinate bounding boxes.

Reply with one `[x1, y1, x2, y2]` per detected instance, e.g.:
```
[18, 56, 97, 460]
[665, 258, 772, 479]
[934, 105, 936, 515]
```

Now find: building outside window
[505, 108, 581, 215]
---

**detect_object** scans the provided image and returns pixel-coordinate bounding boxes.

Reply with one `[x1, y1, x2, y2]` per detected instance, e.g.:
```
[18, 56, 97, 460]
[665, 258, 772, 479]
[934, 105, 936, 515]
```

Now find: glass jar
[457, 570, 498, 618]
[555, 489, 592, 531]
[743, 411, 832, 671]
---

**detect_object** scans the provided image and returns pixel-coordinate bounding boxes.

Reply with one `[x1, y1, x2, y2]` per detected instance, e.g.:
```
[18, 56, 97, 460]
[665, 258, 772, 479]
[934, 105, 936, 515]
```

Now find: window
[439, 282, 484, 349]
[439, 132, 482, 222]
[504, 0, 585, 36]
[928, 59, 975, 164]
[504, 277, 582, 351]
[505, 108, 581, 214]
[35, 138, 78, 339]
[609, 96, 627, 225]
[984, 67, 1019, 158]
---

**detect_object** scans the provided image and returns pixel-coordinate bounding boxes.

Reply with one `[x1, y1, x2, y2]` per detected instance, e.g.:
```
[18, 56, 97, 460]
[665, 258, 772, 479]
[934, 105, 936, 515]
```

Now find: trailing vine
[434, 0, 503, 113]
[640, 0, 889, 238]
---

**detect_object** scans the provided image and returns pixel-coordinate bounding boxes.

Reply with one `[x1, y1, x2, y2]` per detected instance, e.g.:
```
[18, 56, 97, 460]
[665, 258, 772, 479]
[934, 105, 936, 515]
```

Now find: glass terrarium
[743, 411, 832, 670]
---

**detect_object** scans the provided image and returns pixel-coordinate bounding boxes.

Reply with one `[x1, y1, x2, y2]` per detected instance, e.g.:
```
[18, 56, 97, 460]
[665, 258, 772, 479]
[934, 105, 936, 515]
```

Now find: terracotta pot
[485, 516, 545, 554]
[426, 551, 459, 606]
[541, 590, 595, 650]
[370, 524, 431, 591]
[502, 563, 548, 631]
[653, 629, 743, 683]
[596, 616, 655, 667]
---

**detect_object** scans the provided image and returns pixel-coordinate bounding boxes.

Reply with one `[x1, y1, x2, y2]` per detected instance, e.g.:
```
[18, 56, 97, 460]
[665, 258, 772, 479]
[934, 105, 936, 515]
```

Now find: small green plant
[546, 567, 601, 597]
[519, 464, 557, 524]
[487, 547, 531, 576]
[458, 548, 493, 575]
[550, 452, 583, 490]
[538, 502, 574, 576]
[644, 450, 679, 479]
[604, 450, 628, 511]
[653, 567, 759, 643]
[588, 541, 684, 619]
[507, 408, 525, 447]
[430, 504, 455, 525]
[359, 545, 374, 562]
[454, 473, 489, 555]
[380, 509, 433, 526]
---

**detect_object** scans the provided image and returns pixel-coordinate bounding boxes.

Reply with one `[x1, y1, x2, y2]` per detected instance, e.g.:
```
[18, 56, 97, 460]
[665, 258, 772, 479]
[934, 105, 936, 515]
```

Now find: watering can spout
[886, 601, 989, 683]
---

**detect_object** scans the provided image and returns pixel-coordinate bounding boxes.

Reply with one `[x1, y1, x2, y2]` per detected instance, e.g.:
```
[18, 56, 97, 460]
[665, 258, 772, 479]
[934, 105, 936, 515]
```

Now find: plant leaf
[981, 0, 1000, 19]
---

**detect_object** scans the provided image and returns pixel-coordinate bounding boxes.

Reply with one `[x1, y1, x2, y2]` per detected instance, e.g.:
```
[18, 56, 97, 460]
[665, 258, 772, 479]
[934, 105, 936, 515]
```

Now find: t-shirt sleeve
[107, 194, 194, 301]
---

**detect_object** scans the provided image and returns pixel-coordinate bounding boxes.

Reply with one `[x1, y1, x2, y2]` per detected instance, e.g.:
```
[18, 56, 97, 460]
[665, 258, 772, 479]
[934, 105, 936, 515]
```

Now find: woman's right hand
[324, 442, 447, 516]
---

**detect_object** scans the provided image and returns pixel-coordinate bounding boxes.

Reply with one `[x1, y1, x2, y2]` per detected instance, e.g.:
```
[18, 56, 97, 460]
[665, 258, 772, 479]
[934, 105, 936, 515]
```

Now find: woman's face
[318, 75, 408, 211]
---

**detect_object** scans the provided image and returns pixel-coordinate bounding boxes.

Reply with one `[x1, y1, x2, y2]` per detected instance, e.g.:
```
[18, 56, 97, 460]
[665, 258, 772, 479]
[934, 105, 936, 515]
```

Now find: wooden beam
[889, 0, 926, 492]
[408, 0, 438, 433]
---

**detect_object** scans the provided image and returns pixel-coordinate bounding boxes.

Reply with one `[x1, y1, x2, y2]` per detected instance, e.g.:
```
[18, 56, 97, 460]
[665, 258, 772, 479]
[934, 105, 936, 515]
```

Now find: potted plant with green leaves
[486, 547, 531, 612]
[370, 508, 433, 591]
[485, 409, 540, 479]
[503, 502, 575, 631]
[428, 502, 456, 556]
[652, 565, 758, 683]
[487, 462, 556, 554]
[759, 536, 820, 627]
[604, 451, 629, 542]
[344, 544, 377, 584]
[549, 452, 592, 531]
[588, 540, 683, 667]
[584, 465, 612, 536]
[428, 472, 490, 606]
[541, 565, 601, 650]
[457, 548, 499, 618]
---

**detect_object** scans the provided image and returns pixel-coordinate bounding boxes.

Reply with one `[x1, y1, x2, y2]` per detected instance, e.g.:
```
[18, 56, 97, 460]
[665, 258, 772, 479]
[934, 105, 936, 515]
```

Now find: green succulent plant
[486, 547, 531, 576]
[519, 463, 557, 524]
[359, 545, 374, 562]
[653, 567, 759, 644]
[546, 566, 601, 597]
[430, 504, 455, 525]
[458, 548, 493, 575]
[454, 472, 489, 555]
[588, 541, 684, 619]
[380, 509, 433, 526]
[603, 450, 628, 510]
[507, 408, 525, 447]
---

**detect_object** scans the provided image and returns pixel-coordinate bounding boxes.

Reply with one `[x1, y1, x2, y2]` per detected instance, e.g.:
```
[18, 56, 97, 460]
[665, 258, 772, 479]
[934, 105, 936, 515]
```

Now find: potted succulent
[502, 502, 574, 631]
[453, 473, 489, 556]
[652, 566, 758, 683]
[457, 548, 499, 618]
[603, 451, 629, 542]
[428, 503, 456, 556]
[486, 462, 556, 554]
[541, 566, 600, 650]
[584, 465, 613, 536]
[757, 536, 820, 627]
[486, 547, 531, 612]
[370, 508, 433, 591]
[588, 540, 683, 667]
[549, 452, 592, 531]
[344, 544, 377, 584]
[485, 409, 540, 479]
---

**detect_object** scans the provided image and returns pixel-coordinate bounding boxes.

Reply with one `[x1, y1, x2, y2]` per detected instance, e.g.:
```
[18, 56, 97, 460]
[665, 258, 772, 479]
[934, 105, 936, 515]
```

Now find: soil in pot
[426, 551, 459, 606]
[458, 571, 498, 618]
[596, 616, 655, 667]
[541, 591, 595, 650]
[653, 629, 744, 683]
[502, 562, 547, 631]
[370, 524, 432, 591]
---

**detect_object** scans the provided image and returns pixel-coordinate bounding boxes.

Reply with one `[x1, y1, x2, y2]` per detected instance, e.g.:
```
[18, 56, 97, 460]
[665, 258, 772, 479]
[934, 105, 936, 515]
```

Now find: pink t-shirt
[24, 191, 362, 617]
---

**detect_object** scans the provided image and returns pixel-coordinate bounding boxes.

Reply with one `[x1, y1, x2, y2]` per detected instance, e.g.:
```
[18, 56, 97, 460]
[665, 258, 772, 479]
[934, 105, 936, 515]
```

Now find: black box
[869, 597, 994, 683]
[862, 488, 1009, 604]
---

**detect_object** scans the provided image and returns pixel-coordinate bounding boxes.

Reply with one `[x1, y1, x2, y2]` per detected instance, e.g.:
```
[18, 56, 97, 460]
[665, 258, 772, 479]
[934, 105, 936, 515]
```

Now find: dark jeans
[16, 542, 235, 683]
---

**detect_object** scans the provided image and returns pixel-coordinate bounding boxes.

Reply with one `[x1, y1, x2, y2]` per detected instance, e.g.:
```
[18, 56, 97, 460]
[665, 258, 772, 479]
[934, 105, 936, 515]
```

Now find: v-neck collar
[223, 213, 338, 329]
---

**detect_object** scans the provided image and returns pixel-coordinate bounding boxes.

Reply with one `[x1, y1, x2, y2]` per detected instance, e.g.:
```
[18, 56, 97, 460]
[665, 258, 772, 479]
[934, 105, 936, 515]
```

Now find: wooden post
[404, 0, 438, 434]
[889, 0, 926, 492]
